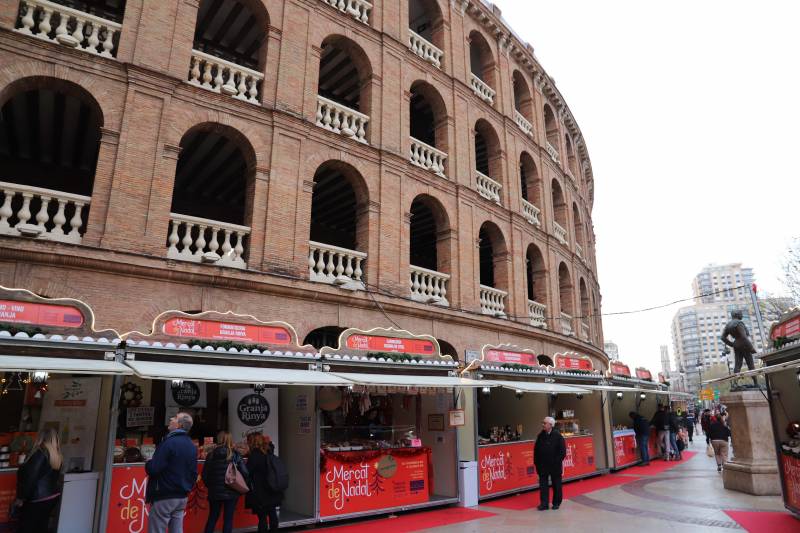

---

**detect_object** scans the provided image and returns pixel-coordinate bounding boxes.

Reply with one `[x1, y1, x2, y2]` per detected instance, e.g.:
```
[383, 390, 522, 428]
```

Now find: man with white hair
[534, 416, 567, 510]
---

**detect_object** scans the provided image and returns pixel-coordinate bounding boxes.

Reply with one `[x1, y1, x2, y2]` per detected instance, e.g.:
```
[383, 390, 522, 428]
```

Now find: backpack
[266, 454, 289, 492]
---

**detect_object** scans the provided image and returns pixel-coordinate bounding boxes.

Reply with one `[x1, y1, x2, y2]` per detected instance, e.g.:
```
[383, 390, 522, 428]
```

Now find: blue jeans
[669, 432, 679, 457]
[204, 498, 237, 533]
[636, 434, 650, 464]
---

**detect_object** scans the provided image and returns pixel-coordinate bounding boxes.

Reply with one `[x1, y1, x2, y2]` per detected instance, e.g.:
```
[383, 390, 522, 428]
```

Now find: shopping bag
[706, 444, 714, 457]
[225, 461, 250, 494]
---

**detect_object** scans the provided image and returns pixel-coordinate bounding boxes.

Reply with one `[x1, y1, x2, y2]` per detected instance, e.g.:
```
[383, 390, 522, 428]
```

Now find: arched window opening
[408, 81, 449, 176]
[478, 226, 494, 288]
[512, 71, 533, 131]
[437, 339, 458, 360]
[304, 326, 347, 350]
[580, 278, 591, 340]
[410, 198, 437, 271]
[474, 120, 502, 203]
[519, 152, 540, 206]
[551, 179, 568, 245]
[474, 129, 489, 176]
[410, 85, 435, 147]
[572, 203, 584, 254]
[558, 262, 575, 335]
[317, 36, 372, 143]
[409, 195, 450, 306]
[0, 81, 102, 243]
[190, 0, 268, 102]
[168, 125, 253, 269]
[408, 0, 444, 67]
[526, 244, 547, 327]
[478, 222, 507, 317]
[543, 104, 559, 160]
[537, 354, 554, 366]
[565, 134, 578, 177]
[468, 31, 496, 104]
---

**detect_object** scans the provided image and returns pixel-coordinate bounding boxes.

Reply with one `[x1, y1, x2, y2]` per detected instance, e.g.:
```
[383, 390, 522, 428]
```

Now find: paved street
[308, 439, 796, 532]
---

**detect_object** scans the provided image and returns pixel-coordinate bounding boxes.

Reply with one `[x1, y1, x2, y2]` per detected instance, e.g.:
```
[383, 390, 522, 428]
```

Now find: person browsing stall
[534, 416, 566, 511]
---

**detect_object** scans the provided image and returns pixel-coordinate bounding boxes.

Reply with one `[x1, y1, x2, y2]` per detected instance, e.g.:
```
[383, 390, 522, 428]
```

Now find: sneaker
[537, 505, 549, 511]
[717, 465, 722, 472]
[552, 505, 560, 510]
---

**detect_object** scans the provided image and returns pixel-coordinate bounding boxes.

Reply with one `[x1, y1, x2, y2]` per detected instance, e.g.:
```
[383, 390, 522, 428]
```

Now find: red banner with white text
[484, 349, 539, 367]
[613, 431, 639, 468]
[563, 435, 596, 479]
[478, 441, 536, 496]
[162, 317, 292, 345]
[0, 470, 17, 530]
[0, 299, 83, 328]
[780, 452, 800, 513]
[345, 335, 436, 356]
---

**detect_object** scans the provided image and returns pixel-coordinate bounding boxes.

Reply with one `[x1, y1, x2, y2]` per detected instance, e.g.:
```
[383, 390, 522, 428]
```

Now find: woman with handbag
[245, 435, 284, 532]
[202, 431, 249, 533]
[14, 427, 63, 533]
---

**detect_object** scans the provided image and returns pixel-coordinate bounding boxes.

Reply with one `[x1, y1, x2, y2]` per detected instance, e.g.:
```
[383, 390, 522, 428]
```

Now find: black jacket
[534, 429, 566, 473]
[201, 446, 248, 501]
[145, 429, 198, 503]
[668, 413, 681, 433]
[708, 420, 731, 441]
[631, 414, 649, 437]
[245, 449, 283, 511]
[650, 410, 667, 430]
[16, 448, 60, 503]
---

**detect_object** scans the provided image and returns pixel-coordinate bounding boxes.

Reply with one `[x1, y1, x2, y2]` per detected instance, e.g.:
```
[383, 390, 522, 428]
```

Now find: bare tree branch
[782, 237, 800, 305]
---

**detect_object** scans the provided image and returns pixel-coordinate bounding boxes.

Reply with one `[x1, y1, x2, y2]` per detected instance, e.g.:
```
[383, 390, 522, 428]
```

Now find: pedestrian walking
[246, 435, 287, 532]
[701, 409, 712, 445]
[13, 427, 63, 533]
[684, 412, 695, 443]
[629, 411, 650, 466]
[708, 416, 732, 472]
[145, 412, 198, 533]
[668, 409, 682, 460]
[202, 431, 249, 533]
[534, 416, 566, 510]
[650, 405, 672, 460]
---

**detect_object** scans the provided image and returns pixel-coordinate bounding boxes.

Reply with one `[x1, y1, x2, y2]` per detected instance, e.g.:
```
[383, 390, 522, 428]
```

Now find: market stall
[317, 327, 485, 521]
[462, 345, 594, 500]
[0, 286, 128, 533]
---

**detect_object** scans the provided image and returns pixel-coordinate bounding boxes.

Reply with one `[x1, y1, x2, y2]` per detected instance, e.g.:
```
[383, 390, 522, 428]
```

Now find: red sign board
[611, 362, 631, 377]
[562, 435, 596, 479]
[478, 441, 536, 496]
[636, 368, 653, 381]
[0, 299, 84, 328]
[781, 452, 800, 513]
[106, 464, 259, 533]
[484, 349, 539, 367]
[345, 334, 436, 356]
[0, 470, 16, 527]
[613, 431, 639, 468]
[162, 317, 292, 345]
[772, 315, 800, 340]
[320, 448, 430, 517]
[554, 354, 593, 371]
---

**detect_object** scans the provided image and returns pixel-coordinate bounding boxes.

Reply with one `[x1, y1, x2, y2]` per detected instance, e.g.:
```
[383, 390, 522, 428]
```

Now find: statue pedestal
[720, 390, 781, 495]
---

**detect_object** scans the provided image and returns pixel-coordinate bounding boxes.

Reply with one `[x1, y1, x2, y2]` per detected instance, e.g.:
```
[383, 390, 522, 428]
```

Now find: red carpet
[309, 507, 496, 532]
[625, 451, 697, 476]
[482, 474, 640, 510]
[724, 510, 800, 533]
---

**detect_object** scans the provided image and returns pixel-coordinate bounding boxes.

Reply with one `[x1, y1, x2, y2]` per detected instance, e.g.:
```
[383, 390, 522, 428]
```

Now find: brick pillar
[244, 166, 269, 269]
[84, 128, 120, 246]
[358, 200, 381, 290]
[437, 228, 458, 308]
[0, 0, 20, 31]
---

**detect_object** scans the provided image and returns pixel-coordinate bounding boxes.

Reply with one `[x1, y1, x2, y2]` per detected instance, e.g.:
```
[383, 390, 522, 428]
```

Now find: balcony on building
[560, 312, 574, 336]
[468, 31, 496, 105]
[408, 0, 444, 69]
[409, 196, 451, 306]
[409, 82, 448, 178]
[319, 0, 371, 25]
[544, 104, 560, 164]
[478, 222, 508, 317]
[519, 152, 542, 227]
[512, 71, 534, 137]
[474, 120, 502, 204]
[526, 244, 547, 328]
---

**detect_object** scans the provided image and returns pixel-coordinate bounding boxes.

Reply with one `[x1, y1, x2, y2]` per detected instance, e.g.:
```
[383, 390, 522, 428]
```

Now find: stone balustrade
[514, 110, 533, 136]
[560, 312, 574, 336]
[167, 213, 249, 269]
[580, 321, 590, 340]
[470, 73, 495, 105]
[319, 0, 371, 24]
[553, 221, 568, 245]
[410, 265, 449, 306]
[188, 50, 263, 105]
[409, 137, 447, 177]
[528, 300, 547, 328]
[476, 171, 501, 204]
[308, 240, 366, 290]
[566, 168, 576, 183]
[315, 96, 369, 144]
[479, 285, 507, 317]
[15, 0, 121, 57]
[408, 29, 443, 69]
[546, 141, 560, 163]
[576, 243, 584, 260]
[521, 198, 541, 227]
[0, 181, 90, 244]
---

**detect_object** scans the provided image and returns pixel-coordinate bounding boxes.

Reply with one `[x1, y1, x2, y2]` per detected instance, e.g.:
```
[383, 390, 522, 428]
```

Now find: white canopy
[126, 360, 353, 385]
[0, 355, 132, 375]
[329, 372, 488, 388]
[491, 380, 591, 395]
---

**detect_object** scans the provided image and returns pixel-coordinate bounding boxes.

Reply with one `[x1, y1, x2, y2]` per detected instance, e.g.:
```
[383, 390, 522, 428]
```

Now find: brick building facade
[0, 0, 605, 366]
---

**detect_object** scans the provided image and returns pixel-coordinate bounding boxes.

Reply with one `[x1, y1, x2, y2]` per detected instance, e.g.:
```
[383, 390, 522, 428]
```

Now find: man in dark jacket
[146, 412, 198, 533]
[629, 411, 650, 466]
[650, 405, 671, 460]
[534, 416, 566, 511]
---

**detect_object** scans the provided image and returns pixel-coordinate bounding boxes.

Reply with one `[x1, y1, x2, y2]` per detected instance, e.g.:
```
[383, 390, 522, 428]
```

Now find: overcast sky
[490, 0, 800, 372]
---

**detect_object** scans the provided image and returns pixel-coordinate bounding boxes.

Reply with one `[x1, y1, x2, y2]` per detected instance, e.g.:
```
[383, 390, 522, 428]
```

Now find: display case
[477, 424, 524, 445]
[320, 424, 420, 451]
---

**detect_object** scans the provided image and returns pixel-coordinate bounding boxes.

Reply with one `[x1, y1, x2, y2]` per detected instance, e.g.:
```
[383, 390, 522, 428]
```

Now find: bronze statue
[720, 310, 758, 387]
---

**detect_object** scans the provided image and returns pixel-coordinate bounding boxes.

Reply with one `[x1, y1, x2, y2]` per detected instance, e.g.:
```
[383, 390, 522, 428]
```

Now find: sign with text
[320, 449, 430, 517]
[228, 388, 279, 453]
[562, 435, 596, 479]
[0, 299, 84, 328]
[780, 452, 800, 513]
[478, 441, 536, 496]
[40, 377, 102, 472]
[554, 354, 594, 371]
[165, 381, 207, 409]
[611, 361, 631, 377]
[635, 368, 653, 381]
[613, 431, 639, 468]
[345, 334, 435, 356]
[448, 409, 465, 427]
[125, 406, 155, 428]
[484, 349, 539, 367]
[162, 317, 292, 345]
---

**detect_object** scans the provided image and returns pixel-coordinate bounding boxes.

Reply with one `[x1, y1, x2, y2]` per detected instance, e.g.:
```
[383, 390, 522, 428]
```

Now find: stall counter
[613, 429, 639, 469]
[0, 468, 16, 528]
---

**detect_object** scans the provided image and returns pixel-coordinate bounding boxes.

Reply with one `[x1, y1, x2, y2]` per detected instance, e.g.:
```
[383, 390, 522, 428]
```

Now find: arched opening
[409, 81, 449, 175]
[537, 354, 554, 366]
[580, 278, 591, 339]
[409, 195, 451, 305]
[551, 179, 568, 244]
[543, 104, 559, 156]
[0, 79, 102, 242]
[304, 326, 347, 350]
[565, 134, 578, 176]
[317, 35, 373, 142]
[519, 152, 540, 206]
[468, 30, 496, 102]
[409, 0, 444, 50]
[474, 119, 502, 203]
[512, 70, 533, 124]
[478, 221, 508, 317]
[167, 124, 254, 268]
[572, 203, 584, 253]
[558, 262, 574, 335]
[308, 161, 368, 288]
[437, 338, 458, 360]
[526, 244, 547, 327]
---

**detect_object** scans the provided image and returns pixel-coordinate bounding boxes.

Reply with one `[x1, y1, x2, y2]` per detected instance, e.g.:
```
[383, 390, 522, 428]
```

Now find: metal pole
[96, 372, 122, 533]
[749, 284, 767, 352]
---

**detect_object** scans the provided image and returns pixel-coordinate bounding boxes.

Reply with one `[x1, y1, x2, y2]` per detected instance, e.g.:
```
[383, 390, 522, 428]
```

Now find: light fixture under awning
[329, 372, 489, 388]
[0, 355, 132, 375]
[492, 380, 591, 395]
[703, 360, 800, 386]
[126, 360, 353, 385]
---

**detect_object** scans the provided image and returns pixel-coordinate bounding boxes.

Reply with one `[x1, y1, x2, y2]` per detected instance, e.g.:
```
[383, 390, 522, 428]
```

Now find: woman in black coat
[246, 435, 283, 532]
[202, 431, 248, 533]
[15, 427, 63, 533]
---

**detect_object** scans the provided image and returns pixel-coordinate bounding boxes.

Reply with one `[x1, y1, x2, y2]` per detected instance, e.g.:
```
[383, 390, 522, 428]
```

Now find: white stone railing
[566, 168, 576, 183]
[188, 50, 263, 105]
[553, 221, 568, 245]
[580, 322, 590, 340]
[528, 300, 547, 328]
[319, 0, 371, 24]
[476, 171, 501, 204]
[167, 213, 249, 269]
[315, 95, 369, 144]
[514, 110, 533, 136]
[410, 265, 449, 306]
[16, 0, 121, 57]
[408, 30, 443, 69]
[521, 198, 541, 227]
[560, 312, 574, 336]
[576, 243, 584, 260]
[308, 241, 366, 290]
[0, 181, 90, 244]
[409, 137, 446, 177]
[546, 141, 560, 163]
[479, 285, 507, 317]
[470, 73, 495, 105]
